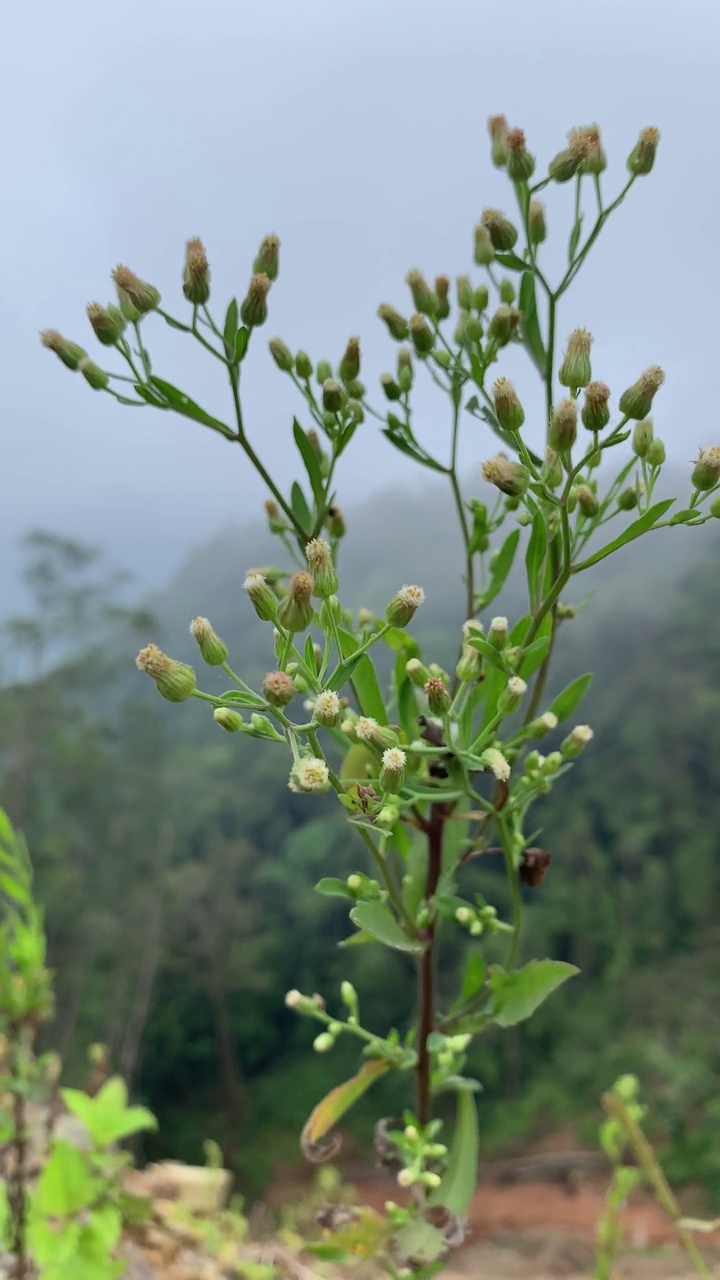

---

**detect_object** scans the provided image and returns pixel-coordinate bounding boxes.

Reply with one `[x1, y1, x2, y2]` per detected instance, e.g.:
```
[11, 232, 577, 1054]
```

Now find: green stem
[227, 366, 306, 540]
[498, 815, 522, 969]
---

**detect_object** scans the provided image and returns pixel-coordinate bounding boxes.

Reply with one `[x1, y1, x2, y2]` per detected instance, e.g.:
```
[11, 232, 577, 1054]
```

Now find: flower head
[289, 757, 330, 793]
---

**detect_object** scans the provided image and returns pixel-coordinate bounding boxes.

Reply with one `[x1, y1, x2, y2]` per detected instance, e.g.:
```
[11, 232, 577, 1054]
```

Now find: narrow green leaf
[525, 509, 547, 608]
[490, 959, 579, 1027]
[293, 418, 325, 506]
[668, 507, 701, 525]
[519, 272, 546, 373]
[160, 312, 191, 332]
[519, 633, 551, 680]
[314, 877, 356, 899]
[336, 629, 388, 722]
[223, 298, 238, 358]
[148, 377, 235, 439]
[574, 499, 674, 571]
[461, 952, 486, 1003]
[301, 1059, 389, 1160]
[382, 429, 447, 473]
[290, 480, 312, 534]
[396, 655, 420, 743]
[549, 672, 592, 722]
[494, 251, 527, 271]
[349, 902, 423, 953]
[467, 635, 510, 671]
[476, 529, 520, 609]
[429, 1089, 479, 1216]
[304, 633, 317, 673]
[234, 325, 249, 362]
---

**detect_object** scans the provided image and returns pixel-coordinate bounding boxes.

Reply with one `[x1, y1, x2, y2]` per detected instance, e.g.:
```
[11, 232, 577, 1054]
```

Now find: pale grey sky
[3, 0, 719, 610]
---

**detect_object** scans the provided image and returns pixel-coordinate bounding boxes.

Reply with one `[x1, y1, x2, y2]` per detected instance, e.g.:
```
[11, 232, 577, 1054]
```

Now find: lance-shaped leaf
[489, 959, 579, 1027]
[429, 1088, 479, 1217]
[301, 1059, 389, 1161]
[350, 901, 424, 953]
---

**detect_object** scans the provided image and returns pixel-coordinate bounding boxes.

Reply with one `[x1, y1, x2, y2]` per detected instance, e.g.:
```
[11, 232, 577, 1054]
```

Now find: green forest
[1, 473, 719, 1202]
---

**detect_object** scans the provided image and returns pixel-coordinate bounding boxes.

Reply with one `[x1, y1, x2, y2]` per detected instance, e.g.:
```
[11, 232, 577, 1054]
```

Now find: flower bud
[313, 1032, 335, 1053]
[456, 275, 473, 310]
[566, 489, 578, 514]
[214, 707, 244, 733]
[561, 724, 594, 759]
[479, 747, 511, 782]
[527, 712, 558, 740]
[691, 446, 720, 491]
[456, 644, 483, 683]
[409, 313, 434, 356]
[506, 128, 535, 182]
[277, 572, 315, 632]
[295, 350, 313, 379]
[499, 675, 527, 714]
[240, 274, 271, 328]
[406, 658, 430, 688]
[627, 127, 660, 177]
[381, 372, 402, 401]
[253, 234, 280, 281]
[40, 330, 87, 370]
[79, 359, 109, 391]
[488, 305, 520, 347]
[339, 336, 361, 385]
[424, 677, 450, 716]
[632, 418, 654, 458]
[540, 751, 563, 776]
[618, 487, 639, 511]
[574, 124, 606, 175]
[385, 585, 425, 628]
[473, 223, 495, 266]
[263, 670, 296, 707]
[473, 285, 489, 312]
[397, 1168, 416, 1188]
[499, 278, 515, 305]
[581, 381, 611, 433]
[543, 449, 563, 489]
[558, 329, 593, 390]
[111, 265, 161, 318]
[249, 713, 285, 741]
[710, 494, 720, 518]
[548, 146, 583, 184]
[482, 453, 530, 497]
[269, 337, 293, 372]
[488, 114, 509, 167]
[322, 379, 346, 414]
[86, 303, 126, 346]
[549, 399, 578, 452]
[183, 237, 211, 305]
[488, 616, 509, 650]
[528, 200, 547, 246]
[305, 538, 339, 598]
[356, 718, 400, 752]
[341, 980, 358, 1013]
[619, 366, 665, 420]
[481, 209, 519, 252]
[289, 757, 331, 793]
[492, 377, 525, 433]
[243, 572, 278, 622]
[646, 438, 666, 467]
[432, 275, 450, 320]
[463, 617, 484, 639]
[136, 645, 196, 702]
[189, 616, 228, 666]
[406, 269, 436, 318]
[378, 303, 409, 341]
[575, 485, 599, 518]
[314, 691, 342, 727]
[380, 746, 406, 794]
[326, 506, 346, 538]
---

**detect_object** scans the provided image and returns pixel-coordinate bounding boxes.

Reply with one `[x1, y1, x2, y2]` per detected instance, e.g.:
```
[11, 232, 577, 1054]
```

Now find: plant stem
[416, 805, 445, 1127]
[227, 365, 306, 541]
[9, 1035, 29, 1278]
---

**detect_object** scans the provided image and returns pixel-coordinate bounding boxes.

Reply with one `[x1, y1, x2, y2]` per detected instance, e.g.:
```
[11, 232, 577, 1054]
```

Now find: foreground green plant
[43, 117, 719, 1273]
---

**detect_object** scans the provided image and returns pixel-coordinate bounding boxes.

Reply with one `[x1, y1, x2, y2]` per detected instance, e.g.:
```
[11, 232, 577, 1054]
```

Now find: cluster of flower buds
[393, 1120, 448, 1191]
[455, 902, 505, 936]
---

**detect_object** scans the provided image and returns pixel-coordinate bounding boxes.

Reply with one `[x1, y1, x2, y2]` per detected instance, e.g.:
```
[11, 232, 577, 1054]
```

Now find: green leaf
[394, 1219, 445, 1265]
[396, 655, 420, 743]
[549, 673, 592, 723]
[36, 1140, 96, 1215]
[382, 429, 447, 473]
[235, 325, 249, 362]
[293, 418, 325, 506]
[335, 629, 387, 722]
[476, 529, 520, 610]
[290, 481, 312, 534]
[489, 959, 579, 1028]
[148, 377, 235, 439]
[574, 499, 674, 571]
[349, 902, 423, 953]
[494, 250, 527, 271]
[304, 1243, 351, 1262]
[569, 213, 584, 262]
[668, 507, 700, 525]
[519, 633, 551, 680]
[301, 1059, 389, 1158]
[61, 1077, 156, 1146]
[160, 312, 191, 332]
[314, 877, 356, 899]
[223, 298, 238, 358]
[467, 635, 509, 672]
[519, 272, 546, 374]
[525, 509, 547, 608]
[461, 951, 486, 1002]
[429, 1089, 479, 1216]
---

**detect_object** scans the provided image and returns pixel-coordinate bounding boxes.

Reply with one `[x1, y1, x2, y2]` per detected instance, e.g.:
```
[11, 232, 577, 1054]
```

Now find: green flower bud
[618, 487, 639, 511]
[692, 446, 720, 491]
[424, 677, 450, 716]
[136, 645, 196, 702]
[575, 484, 599, 517]
[189, 616, 228, 666]
[506, 127, 535, 182]
[456, 275, 473, 310]
[313, 691, 342, 727]
[214, 707, 244, 733]
[646, 438, 666, 467]
[488, 305, 520, 346]
[326, 506, 346, 538]
[240, 273, 271, 328]
[548, 147, 582, 184]
[488, 616, 509, 650]
[558, 329, 593, 390]
[540, 751, 563, 776]
[434, 275, 451, 320]
[709, 493, 720, 518]
[313, 1032, 335, 1053]
[561, 724, 593, 758]
[376, 803, 400, 831]
[183, 237, 211, 305]
[473, 223, 495, 266]
[482, 453, 530, 497]
[378, 303, 409, 341]
[549, 398, 578, 452]
[627, 127, 660, 177]
[380, 746, 406, 794]
[632, 418, 654, 458]
[543, 449, 563, 489]
[499, 278, 515, 305]
[581, 381, 611, 433]
[40, 330, 87, 370]
[456, 643, 483, 683]
[619, 366, 665, 420]
[79, 358, 109, 390]
[574, 124, 606, 175]
[528, 200, 547, 245]
[345, 378, 365, 400]
[566, 488, 578, 514]
[409, 313, 434, 356]
[386, 585, 425, 628]
[253, 234, 280, 281]
[482, 208, 519, 252]
[406, 269, 436, 317]
[339, 336, 361, 384]
[249, 713, 285, 741]
[295, 350, 313, 379]
[262, 670, 296, 707]
[492, 377, 525, 432]
[488, 114, 509, 167]
[305, 537, 339, 598]
[268, 338, 294, 372]
[527, 711, 558, 739]
[322, 379, 346, 414]
[356, 718, 400, 751]
[111, 265, 161, 317]
[406, 658, 431, 688]
[86, 303, 126, 346]
[473, 284, 490, 312]
[396, 347, 413, 392]
[314, 361, 332, 387]
[243, 571, 279, 622]
[434, 349, 451, 369]
[277, 572, 315, 632]
[498, 675, 527, 715]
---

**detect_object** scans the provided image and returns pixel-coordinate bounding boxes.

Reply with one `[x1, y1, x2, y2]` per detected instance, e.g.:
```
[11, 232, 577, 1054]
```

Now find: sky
[3, 0, 719, 613]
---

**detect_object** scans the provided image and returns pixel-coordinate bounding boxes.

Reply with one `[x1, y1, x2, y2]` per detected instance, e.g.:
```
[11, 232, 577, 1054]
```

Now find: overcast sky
[3, 0, 719, 612]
